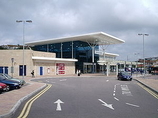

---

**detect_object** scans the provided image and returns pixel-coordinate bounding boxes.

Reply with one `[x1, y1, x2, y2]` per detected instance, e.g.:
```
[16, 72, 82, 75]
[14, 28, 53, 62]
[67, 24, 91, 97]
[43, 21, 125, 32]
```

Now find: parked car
[0, 73, 25, 85]
[0, 75, 21, 90]
[117, 72, 132, 81]
[0, 82, 8, 94]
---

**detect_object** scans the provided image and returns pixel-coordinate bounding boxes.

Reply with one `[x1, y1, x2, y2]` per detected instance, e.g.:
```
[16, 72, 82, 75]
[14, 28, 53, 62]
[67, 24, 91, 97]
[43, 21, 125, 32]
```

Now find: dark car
[0, 75, 21, 90]
[0, 73, 25, 85]
[117, 72, 132, 81]
[0, 82, 8, 94]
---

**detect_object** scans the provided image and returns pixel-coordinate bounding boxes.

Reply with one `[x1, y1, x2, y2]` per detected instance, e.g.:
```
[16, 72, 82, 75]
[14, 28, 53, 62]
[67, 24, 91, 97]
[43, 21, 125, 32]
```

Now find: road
[13, 76, 158, 118]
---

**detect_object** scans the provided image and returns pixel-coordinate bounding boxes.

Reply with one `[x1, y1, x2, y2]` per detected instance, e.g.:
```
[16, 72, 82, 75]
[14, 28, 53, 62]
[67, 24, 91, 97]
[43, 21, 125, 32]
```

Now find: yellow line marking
[17, 84, 52, 118]
[138, 83, 158, 99]
[37, 81, 43, 83]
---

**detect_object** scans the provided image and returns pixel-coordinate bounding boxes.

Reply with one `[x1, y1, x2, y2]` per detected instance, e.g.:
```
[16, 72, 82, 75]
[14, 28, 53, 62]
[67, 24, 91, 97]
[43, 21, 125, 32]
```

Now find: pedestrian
[31, 70, 35, 77]
[78, 70, 81, 76]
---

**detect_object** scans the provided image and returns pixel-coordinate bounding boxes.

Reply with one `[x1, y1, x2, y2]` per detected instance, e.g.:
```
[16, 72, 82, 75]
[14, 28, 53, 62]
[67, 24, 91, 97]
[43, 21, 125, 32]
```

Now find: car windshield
[0, 73, 12, 79]
[0, 75, 6, 80]
[4, 74, 12, 79]
[122, 72, 130, 76]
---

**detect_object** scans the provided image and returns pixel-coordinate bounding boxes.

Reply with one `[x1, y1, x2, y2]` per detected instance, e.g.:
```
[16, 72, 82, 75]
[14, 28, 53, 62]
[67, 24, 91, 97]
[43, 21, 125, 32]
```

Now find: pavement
[0, 74, 158, 118]
[133, 74, 158, 94]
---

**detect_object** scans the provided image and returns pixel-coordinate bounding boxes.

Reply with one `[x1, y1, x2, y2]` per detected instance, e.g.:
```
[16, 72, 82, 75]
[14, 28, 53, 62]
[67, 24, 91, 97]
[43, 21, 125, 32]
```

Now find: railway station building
[0, 32, 129, 77]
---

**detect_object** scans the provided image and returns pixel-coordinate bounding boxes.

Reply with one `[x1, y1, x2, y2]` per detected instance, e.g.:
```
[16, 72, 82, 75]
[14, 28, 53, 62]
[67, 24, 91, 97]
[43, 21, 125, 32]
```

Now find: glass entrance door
[83, 63, 96, 73]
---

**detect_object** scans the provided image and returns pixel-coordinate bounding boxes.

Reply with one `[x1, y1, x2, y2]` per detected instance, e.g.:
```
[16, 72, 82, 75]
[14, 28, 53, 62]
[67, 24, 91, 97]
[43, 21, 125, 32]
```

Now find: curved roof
[26, 32, 125, 46]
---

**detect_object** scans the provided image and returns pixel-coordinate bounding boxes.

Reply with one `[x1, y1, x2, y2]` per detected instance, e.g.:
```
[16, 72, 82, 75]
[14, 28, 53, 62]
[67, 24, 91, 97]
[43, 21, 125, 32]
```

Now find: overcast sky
[0, 0, 158, 61]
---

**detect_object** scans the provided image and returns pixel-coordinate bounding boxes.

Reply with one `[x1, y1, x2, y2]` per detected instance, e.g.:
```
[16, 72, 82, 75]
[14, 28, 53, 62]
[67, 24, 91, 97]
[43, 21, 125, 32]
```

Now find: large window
[32, 41, 99, 73]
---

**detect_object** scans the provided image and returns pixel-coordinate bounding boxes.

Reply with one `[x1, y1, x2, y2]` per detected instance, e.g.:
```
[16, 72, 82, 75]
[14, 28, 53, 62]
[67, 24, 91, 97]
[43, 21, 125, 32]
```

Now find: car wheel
[18, 85, 22, 89]
[6, 85, 10, 91]
[130, 78, 132, 81]
[0, 90, 2, 94]
[16, 84, 22, 89]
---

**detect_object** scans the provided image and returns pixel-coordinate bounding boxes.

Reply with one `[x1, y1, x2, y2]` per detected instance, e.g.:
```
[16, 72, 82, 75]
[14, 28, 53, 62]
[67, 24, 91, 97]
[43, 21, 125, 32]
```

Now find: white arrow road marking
[98, 99, 114, 110]
[54, 99, 64, 111]
[126, 103, 139, 108]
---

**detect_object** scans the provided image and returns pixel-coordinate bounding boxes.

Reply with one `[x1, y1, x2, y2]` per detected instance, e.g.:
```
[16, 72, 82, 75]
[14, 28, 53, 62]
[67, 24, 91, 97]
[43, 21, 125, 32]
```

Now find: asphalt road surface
[13, 76, 158, 118]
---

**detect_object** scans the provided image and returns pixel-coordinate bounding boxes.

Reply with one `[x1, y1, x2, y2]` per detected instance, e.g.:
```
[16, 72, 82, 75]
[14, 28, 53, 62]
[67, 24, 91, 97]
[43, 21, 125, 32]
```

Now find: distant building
[0, 44, 28, 50]
[138, 57, 158, 67]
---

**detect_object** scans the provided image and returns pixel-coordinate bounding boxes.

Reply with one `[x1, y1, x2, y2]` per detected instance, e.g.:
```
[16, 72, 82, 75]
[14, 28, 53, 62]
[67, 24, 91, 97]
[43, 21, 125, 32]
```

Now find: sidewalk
[134, 74, 158, 93]
[0, 74, 157, 118]
[0, 78, 46, 118]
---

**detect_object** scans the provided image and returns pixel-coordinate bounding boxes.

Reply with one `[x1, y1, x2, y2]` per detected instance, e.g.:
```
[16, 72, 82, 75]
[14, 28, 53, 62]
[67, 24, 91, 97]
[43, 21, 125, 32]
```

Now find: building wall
[32, 51, 56, 58]
[65, 62, 76, 75]
[0, 50, 76, 78]
[34, 62, 56, 76]
[34, 61, 75, 76]
[0, 50, 33, 78]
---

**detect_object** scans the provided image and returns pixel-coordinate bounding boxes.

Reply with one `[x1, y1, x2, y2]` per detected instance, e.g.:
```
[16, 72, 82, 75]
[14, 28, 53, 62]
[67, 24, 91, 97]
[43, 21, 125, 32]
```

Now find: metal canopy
[26, 32, 125, 46]
[32, 56, 78, 62]
[104, 52, 119, 57]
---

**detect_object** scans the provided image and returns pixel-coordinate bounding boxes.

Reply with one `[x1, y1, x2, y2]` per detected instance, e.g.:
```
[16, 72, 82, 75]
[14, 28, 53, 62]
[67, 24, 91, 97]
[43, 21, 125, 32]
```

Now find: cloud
[0, 0, 157, 60]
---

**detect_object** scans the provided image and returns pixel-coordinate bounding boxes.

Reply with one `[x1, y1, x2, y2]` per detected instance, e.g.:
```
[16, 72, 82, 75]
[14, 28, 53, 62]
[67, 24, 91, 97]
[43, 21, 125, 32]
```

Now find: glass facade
[32, 41, 99, 73]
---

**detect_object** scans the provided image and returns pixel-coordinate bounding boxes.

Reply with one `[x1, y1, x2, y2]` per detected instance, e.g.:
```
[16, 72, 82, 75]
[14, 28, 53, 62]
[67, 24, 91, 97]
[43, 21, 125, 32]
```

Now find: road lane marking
[114, 97, 119, 101]
[114, 83, 119, 92]
[46, 80, 49, 82]
[17, 84, 52, 118]
[126, 103, 139, 107]
[138, 83, 158, 99]
[113, 84, 119, 100]
[121, 85, 132, 96]
[98, 99, 114, 110]
[60, 79, 67, 81]
[54, 99, 64, 111]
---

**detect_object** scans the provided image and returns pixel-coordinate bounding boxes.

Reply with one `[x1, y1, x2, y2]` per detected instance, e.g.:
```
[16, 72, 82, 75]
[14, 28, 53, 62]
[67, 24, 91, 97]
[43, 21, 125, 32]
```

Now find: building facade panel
[0, 50, 33, 77]
[0, 50, 76, 78]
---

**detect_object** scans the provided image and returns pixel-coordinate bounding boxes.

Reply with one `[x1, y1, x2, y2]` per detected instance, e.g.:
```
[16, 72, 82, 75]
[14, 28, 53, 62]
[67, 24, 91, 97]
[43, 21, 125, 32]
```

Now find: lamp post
[16, 20, 32, 79]
[11, 58, 14, 78]
[138, 33, 149, 78]
[134, 53, 140, 77]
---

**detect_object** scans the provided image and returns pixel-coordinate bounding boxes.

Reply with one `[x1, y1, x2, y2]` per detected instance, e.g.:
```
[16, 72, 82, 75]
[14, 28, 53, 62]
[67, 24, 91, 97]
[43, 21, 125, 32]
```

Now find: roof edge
[32, 56, 78, 62]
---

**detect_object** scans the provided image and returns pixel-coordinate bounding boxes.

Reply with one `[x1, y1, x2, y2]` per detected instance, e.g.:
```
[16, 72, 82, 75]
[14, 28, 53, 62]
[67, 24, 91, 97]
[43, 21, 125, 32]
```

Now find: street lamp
[138, 33, 149, 78]
[16, 20, 32, 79]
[134, 53, 140, 77]
[11, 58, 14, 78]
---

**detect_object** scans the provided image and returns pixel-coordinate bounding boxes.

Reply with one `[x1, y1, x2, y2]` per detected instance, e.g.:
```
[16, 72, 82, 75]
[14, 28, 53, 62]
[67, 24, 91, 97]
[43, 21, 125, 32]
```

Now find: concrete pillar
[116, 64, 118, 75]
[106, 62, 109, 76]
